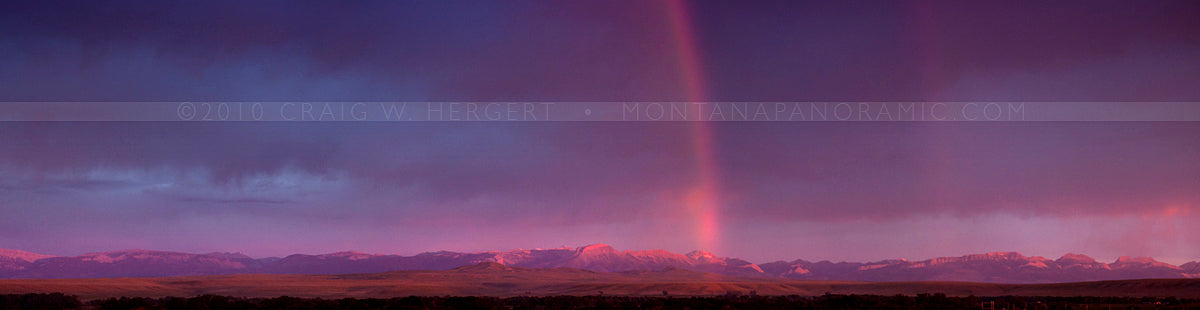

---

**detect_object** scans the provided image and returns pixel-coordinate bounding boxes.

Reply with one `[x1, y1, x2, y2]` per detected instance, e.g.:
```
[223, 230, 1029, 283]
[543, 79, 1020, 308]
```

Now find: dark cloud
[3, 1, 1197, 101]
[0, 0, 685, 101]
[694, 1, 1200, 101]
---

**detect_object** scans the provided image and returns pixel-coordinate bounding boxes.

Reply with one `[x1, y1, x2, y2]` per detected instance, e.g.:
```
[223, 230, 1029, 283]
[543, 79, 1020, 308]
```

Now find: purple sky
[2, 1, 1200, 264]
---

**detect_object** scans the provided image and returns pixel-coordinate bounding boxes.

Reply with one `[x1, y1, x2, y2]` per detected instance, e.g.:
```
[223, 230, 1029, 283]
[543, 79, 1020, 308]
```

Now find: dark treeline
[0, 293, 82, 310]
[3, 293, 1200, 310]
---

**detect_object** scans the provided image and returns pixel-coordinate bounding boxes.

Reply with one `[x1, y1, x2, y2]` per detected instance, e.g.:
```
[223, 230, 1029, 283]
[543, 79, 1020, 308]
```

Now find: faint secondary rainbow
[664, 0, 722, 254]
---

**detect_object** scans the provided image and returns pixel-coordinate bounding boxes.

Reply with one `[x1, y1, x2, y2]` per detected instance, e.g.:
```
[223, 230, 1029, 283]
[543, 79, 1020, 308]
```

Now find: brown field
[2, 264, 1198, 301]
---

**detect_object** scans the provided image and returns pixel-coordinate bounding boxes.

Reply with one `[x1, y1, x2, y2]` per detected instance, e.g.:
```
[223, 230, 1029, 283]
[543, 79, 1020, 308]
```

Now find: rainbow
[664, 0, 722, 254]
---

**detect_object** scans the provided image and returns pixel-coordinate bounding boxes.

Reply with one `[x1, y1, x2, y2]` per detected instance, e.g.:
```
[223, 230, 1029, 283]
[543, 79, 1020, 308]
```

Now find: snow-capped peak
[1114, 256, 1158, 264]
[1109, 256, 1181, 271]
[686, 250, 716, 260]
[325, 251, 376, 260]
[0, 249, 56, 263]
[1057, 253, 1097, 263]
[576, 244, 617, 254]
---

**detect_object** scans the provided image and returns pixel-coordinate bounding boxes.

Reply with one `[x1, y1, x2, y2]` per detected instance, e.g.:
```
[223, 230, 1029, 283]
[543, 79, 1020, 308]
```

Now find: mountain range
[2, 245, 1197, 283]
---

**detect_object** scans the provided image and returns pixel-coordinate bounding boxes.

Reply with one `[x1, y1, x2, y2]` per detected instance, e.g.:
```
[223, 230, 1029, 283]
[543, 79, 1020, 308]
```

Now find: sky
[1, 1, 1200, 264]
